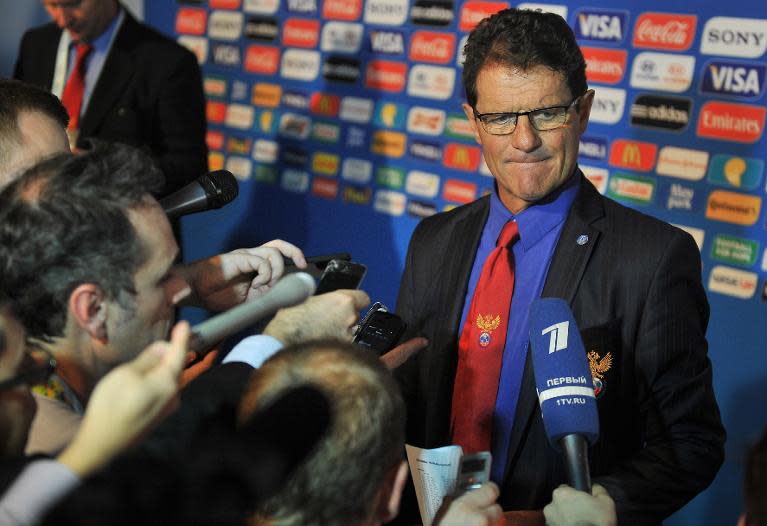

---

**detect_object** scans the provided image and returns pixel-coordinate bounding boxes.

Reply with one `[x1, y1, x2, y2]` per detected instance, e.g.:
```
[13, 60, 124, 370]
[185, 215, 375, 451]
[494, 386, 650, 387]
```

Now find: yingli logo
[633, 12, 697, 52]
[244, 45, 280, 74]
[697, 101, 766, 143]
[582, 47, 627, 84]
[608, 139, 657, 172]
[706, 190, 761, 226]
[322, 0, 362, 20]
[176, 8, 207, 35]
[409, 31, 455, 64]
[365, 60, 407, 92]
[282, 18, 320, 48]
[459, 2, 510, 32]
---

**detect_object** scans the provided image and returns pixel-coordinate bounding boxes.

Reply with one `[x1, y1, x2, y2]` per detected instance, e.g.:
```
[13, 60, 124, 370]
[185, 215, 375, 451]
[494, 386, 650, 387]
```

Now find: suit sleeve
[393, 221, 425, 415]
[594, 230, 725, 524]
[150, 47, 208, 197]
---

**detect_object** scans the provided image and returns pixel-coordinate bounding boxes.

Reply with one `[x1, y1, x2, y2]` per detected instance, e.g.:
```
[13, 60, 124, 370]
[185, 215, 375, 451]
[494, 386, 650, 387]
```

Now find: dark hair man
[0, 289, 197, 525]
[240, 340, 503, 526]
[14, 0, 207, 197]
[0, 143, 367, 456]
[0, 78, 70, 188]
[394, 8, 724, 525]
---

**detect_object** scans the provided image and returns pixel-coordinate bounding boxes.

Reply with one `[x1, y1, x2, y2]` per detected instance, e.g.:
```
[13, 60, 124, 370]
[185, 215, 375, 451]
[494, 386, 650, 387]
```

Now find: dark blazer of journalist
[394, 169, 725, 525]
[13, 8, 207, 198]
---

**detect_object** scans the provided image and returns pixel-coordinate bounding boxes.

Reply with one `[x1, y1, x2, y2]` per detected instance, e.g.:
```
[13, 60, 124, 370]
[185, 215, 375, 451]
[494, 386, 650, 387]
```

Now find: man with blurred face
[394, 8, 724, 525]
[41, 0, 119, 44]
[14, 0, 207, 198]
[0, 143, 368, 456]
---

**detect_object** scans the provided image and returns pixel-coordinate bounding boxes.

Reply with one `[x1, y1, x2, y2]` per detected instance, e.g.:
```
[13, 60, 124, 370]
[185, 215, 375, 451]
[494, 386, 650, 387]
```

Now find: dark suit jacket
[395, 172, 725, 525]
[14, 9, 207, 198]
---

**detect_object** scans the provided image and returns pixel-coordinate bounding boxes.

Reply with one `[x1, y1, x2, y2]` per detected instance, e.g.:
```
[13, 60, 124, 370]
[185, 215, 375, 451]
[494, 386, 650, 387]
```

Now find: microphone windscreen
[529, 298, 599, 448]
[199, 169, 238, 209]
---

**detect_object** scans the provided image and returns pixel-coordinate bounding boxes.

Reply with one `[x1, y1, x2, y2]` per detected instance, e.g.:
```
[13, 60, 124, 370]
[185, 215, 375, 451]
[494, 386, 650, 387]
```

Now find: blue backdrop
[6, 1, 759, 524]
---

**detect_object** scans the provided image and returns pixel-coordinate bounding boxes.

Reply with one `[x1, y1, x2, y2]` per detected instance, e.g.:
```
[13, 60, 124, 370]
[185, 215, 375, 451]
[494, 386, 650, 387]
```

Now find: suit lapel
[425, 197, 490, 445]
[504, 172, 605, 477]
[79, 13, 139, 139]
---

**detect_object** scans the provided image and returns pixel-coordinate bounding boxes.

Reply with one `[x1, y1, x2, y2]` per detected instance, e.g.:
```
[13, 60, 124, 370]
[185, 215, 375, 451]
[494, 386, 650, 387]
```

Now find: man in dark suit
[13, 0, 207, 198]
[394, 9, 725, 525]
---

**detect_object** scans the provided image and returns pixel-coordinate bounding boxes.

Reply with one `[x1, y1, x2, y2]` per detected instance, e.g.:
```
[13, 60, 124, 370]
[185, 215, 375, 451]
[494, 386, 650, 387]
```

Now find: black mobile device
[315, 259, 367, 295]
[353, 303, 406, 355]
[284, 252, 352, 279]
[453, 452, 492, 495]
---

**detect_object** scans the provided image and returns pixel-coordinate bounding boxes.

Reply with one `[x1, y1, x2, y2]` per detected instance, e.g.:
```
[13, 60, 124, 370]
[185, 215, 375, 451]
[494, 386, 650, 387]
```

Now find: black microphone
[189, 272, 316, 355]
[160, 170, 239, 219]
[528, 298, 599, 492]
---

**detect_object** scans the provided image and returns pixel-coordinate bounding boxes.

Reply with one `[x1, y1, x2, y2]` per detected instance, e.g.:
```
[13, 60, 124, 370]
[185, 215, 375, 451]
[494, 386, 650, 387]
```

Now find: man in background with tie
[394, 8, 724, 525]
[13, 0, 207, 198]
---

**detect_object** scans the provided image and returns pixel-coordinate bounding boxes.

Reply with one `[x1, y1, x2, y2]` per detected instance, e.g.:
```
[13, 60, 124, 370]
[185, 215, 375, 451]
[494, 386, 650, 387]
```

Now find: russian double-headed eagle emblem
[588, 350, 612, 398]
[476, 314, 501, 347]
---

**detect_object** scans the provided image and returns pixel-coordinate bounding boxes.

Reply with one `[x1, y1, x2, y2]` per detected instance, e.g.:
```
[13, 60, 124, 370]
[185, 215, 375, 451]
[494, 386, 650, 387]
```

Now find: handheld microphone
[190, 272, 316, 354]
[160, 170, 239, 220]
[529, 298, 599, 492]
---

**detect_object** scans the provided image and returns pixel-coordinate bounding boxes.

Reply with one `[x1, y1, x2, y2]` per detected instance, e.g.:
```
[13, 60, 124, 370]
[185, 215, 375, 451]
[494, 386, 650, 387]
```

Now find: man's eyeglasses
[472, 91, 590, 135]
[0, 352, 56, 392]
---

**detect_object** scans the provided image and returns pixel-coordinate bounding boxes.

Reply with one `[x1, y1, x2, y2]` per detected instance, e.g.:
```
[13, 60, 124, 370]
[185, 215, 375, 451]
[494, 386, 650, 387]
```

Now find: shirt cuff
[0, 458, 80, 525]
[222, 335, 284, 368]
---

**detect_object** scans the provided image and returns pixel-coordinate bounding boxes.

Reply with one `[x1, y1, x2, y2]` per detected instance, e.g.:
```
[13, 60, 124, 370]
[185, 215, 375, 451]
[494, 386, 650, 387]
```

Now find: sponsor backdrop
[145, 0, 766, 523]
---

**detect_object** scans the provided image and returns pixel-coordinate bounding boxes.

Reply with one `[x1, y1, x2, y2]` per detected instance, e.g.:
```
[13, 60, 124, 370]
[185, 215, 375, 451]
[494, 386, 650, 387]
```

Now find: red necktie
[61, 43, 93, 130]
[451, 220, 519, 454]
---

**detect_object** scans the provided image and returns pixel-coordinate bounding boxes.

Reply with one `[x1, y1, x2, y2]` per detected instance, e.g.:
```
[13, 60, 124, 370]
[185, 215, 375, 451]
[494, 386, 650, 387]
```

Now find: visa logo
[701, 61, 766, 99]
[579, 135, 608, 161]
[369, 30, 405, 54]
[575, 10, 627, 43]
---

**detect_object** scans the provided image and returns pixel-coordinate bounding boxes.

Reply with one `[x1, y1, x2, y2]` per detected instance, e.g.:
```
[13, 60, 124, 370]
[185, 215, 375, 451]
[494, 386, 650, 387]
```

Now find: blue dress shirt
[457, 172, 580, 483]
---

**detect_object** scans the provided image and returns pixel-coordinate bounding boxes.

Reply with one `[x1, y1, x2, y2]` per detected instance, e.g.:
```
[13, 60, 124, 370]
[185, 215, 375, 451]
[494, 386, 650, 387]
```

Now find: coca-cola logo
[409, 31, 455, 63]
[632, 13, 697, 52]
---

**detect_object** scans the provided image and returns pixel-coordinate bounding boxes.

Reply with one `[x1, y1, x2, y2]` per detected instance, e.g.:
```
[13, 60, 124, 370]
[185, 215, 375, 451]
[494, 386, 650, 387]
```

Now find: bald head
[0, 79, 70, 188]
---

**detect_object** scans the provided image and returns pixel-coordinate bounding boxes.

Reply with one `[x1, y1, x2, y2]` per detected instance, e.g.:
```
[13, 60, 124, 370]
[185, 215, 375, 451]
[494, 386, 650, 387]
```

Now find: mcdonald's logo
[443, 143, 481, 171]
[607, 139, 657, 171]
[309, 93, 340, 117]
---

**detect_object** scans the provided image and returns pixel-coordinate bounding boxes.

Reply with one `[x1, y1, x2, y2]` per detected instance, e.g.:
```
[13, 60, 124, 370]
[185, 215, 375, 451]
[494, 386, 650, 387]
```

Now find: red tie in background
[451, 220, 520, 454]
[61, 43, 93, 130]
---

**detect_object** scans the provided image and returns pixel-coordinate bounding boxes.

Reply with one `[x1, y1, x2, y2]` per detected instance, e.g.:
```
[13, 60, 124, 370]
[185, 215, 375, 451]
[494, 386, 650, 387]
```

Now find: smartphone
[315, 259, 367, 295]
[353, 304, 406, 355]
[283, 252, 351, 279]
[453, 452, 492, 495]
